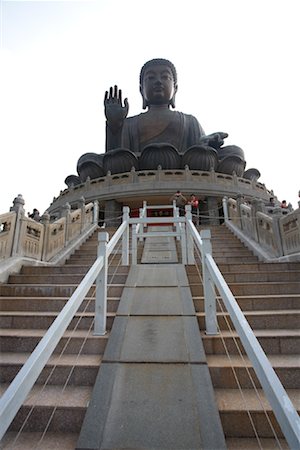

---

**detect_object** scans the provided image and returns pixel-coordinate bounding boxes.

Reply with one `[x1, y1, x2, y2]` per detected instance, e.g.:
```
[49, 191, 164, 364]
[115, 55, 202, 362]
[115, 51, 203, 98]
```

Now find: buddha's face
[140, 64, 177, 107]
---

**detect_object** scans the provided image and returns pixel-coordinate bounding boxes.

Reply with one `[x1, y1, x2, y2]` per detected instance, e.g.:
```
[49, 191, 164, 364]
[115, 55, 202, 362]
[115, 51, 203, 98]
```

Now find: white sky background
[0, 0, 299, 215]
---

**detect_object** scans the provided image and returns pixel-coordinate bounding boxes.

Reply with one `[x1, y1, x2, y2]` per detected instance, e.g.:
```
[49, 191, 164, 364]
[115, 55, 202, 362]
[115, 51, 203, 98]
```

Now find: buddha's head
[139, 58, 178, 109]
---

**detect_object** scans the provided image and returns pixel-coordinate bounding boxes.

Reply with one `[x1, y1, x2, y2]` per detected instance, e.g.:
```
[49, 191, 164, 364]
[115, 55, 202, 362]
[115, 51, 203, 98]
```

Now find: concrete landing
[141, 226, 178, 263]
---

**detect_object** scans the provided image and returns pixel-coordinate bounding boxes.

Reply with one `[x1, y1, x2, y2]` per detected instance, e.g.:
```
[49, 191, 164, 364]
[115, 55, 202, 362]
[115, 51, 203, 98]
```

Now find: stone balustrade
[48, 167, 272, 215]
[226, 197, 300, 260]
[0, 195, 97, 263]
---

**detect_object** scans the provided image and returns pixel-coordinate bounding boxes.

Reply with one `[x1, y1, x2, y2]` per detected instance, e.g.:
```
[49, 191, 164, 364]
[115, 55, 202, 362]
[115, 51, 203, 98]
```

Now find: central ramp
[141, 226, 179, 263]
[76, 237, 226, 449]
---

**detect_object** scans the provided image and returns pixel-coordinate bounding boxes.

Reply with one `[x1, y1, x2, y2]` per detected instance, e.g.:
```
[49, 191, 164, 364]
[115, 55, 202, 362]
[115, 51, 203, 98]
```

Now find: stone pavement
[76, 231, 226, 450]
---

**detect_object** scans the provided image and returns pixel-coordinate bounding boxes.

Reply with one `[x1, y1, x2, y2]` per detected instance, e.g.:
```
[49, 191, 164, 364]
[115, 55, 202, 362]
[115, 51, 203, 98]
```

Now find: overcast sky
[1, 0, 299, 216]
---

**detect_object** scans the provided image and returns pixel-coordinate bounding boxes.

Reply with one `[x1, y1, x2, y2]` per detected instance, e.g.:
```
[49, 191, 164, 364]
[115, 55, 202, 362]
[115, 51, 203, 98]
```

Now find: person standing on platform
[170, 190, 187, 216]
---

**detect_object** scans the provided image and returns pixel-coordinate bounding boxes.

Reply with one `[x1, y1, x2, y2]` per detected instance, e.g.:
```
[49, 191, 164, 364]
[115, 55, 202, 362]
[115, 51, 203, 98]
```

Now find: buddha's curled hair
[139, 58, 177, 86]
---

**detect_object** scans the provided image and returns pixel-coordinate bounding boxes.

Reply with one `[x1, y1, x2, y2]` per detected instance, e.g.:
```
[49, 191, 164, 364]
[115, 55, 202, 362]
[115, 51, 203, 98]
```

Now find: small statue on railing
[66, 58, 261, 186]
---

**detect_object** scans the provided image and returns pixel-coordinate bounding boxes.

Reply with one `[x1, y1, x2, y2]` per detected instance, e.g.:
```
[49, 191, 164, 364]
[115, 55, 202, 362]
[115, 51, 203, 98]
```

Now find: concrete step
[0, 431, 79, 449]
[65, 258, 123, 267]
[0, 296, 120, 312]
[8, 273, 128, 284]
[190, 281, 300, 296]
[0, 383, 92, 432]
[213, 256, 259, 264]
[0, 328, 108, 354]
[201, 329, 300, 355]
[0, 311, 115, 330]
[193, 294, 300, 311]
[0, 352, 101, 385]
[212, 245, 253, 255]
[216, 388, 299, 438]
[0, 284, 124, 297]
[20, 265, 130, 275]
[196, 310, 300, 330]
[226, 437, 289, 450]
[207, 354, 300, 388]
[216, 262, 300, 273]
[188, 270, 300, 283]
[223, 271, 300, 283]
[212, 241, 248, 247]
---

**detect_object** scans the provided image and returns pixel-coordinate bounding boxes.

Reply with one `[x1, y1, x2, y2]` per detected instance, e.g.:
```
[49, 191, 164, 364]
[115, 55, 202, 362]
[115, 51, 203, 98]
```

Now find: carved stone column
[206, 196, 220, 225]
[104, 199, 123, 227]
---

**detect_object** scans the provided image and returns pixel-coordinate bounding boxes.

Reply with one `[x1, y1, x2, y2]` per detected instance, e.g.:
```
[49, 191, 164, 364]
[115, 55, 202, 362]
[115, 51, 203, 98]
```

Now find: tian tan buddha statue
[66, 58, 252, 186]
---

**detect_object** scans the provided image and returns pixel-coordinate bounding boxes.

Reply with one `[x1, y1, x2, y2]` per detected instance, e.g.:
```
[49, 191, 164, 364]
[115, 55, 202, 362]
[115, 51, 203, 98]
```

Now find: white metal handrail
[185, 213, 300, 450]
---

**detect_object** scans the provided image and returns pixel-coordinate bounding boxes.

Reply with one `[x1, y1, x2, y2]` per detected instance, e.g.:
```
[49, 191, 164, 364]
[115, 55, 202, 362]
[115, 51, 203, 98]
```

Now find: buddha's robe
[106, 111, 206, 154]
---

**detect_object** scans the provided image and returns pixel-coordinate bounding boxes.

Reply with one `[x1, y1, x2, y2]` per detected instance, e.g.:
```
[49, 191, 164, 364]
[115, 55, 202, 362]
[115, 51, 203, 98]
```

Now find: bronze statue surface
[66, 58, 252, 186]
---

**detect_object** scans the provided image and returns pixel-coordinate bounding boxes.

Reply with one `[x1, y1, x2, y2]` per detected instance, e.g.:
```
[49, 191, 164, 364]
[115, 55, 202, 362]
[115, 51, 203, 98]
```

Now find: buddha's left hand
[200, 132, 228, 149]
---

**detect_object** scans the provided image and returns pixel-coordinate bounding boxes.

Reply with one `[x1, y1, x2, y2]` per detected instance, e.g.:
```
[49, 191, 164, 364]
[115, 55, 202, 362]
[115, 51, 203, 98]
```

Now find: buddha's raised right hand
[104, 85, 129, 132]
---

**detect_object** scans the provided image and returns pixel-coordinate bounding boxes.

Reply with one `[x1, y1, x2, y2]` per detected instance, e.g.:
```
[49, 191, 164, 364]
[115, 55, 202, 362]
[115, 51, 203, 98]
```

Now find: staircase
[0, 225, 299, 449]
[0, 228, 129, 449]
[186, 225, 300, 450]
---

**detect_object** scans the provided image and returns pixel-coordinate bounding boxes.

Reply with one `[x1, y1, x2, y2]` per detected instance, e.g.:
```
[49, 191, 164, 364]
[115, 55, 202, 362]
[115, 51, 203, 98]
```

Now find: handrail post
[180, 222, 187, 264]
[185, 205, 194, 264]
[222, 196, 228, 221]
[200, 229, 218, 335]
[122, 206, 129, 265]
[138, 208, 143, 242]
[132, 224, 137, 265]
[94, 232, 109, 336]
[173, 201, 180, 240]
[93, 200, 99, 224]
[143, 200, 147, 230]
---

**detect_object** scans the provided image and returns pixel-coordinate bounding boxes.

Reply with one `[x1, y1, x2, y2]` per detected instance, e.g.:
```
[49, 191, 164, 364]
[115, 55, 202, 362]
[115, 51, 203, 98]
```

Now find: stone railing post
[236, 194, 244, 229]
[61, 202, 71, 245]
[93, 200, 99, 224]
[271, 207, 284, 257]
[78, 196, 85, 232]
[222, 196, 229, 221]
[10, 195, 25, 257]
[251, 198, 265, 242]
[184, 165, 191, 181]
[210, 167, 217, 184]
[130, 166, 138, 183]
[41, 211, 50, 261]
[232, 171, 238, 186]
[156, 165, 162, 182]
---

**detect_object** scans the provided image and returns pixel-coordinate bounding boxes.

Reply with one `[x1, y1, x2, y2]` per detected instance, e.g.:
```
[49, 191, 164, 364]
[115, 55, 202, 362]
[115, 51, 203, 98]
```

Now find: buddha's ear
[140, 84, 148, 110]
[170, 83, 178, 109]
[142, 98, 148, 109]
